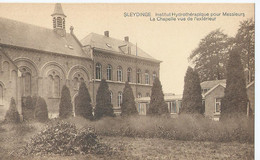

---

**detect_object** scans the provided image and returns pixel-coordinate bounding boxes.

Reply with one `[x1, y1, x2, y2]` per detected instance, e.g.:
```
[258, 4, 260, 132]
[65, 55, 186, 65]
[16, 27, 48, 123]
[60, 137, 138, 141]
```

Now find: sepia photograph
[0, 2, 255, 159]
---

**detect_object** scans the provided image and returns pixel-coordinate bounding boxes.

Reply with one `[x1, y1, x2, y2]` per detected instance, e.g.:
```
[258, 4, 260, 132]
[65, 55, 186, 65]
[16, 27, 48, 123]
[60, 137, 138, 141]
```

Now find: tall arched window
[153, 72, 157, 82]
[62, 18, 65, 29]
[48, 71, 61, 98]
[54, 75, 60, 97]
[20, 67, 31, 97]
[118, 92, 122, 107]
[3, 61, 9, 73]
[137, 69, 141, 84]
[53, 17, 56, 28]
[107, 65, 112, 80]
[0, 55, 2, 71]
[117, 66, 123, 82]
[0, 83, 3, 105]
[145, 70, 150, 85]
[146, 93, 150, 97]
[11, 70, 17, 98]
[110, 91, 113, 103]
[57, 17, 62, 28]
[73, 74, 84, 90]
[127, 68, 132, 82]
[96, 63, 102, 80]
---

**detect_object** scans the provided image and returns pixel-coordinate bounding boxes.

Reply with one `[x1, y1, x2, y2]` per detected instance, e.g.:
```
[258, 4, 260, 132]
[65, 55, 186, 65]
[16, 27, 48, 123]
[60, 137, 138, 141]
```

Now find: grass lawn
[0, 122, 254, 160]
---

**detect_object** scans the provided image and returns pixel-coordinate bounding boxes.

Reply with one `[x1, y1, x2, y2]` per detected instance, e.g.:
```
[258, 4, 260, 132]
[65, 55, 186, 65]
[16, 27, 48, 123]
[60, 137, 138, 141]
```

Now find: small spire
[51, 3, 66, 17]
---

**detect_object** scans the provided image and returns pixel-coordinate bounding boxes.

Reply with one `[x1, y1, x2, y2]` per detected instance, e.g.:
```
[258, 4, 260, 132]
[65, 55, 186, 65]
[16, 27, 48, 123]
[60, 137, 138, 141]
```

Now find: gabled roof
[80, 32, 160, 62]
[200, 79, 226, 89]
[0, 17, 88, 58]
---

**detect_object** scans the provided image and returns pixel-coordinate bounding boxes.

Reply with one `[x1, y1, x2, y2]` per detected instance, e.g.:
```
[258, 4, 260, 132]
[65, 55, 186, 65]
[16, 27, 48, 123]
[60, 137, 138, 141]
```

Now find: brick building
[0, 3, 160, 119]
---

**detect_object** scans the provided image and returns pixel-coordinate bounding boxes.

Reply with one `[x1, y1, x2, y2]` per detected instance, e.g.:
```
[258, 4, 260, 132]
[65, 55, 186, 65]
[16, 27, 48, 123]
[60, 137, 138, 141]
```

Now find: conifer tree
[95, 79, 115, 119]
[35, 97, 48, 122]
[22, 96, 34, 121]
[75, 82, 93, 120]
[5, 98, 20, 123]
[147, 77, 169, 116]
[121, 81, 138, 116]
[221, 48, 248, 119]
[181, 67, 203, 114]
[59, 85, 73, 119]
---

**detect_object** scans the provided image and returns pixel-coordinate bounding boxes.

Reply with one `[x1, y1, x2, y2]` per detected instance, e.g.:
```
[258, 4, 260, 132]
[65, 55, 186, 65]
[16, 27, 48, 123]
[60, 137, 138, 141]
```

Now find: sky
[0, 3, 254, 94]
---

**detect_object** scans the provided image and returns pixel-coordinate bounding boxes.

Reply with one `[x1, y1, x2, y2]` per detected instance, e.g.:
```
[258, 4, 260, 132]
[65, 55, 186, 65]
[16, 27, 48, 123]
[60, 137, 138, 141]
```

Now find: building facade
[0, 3, 161, 119]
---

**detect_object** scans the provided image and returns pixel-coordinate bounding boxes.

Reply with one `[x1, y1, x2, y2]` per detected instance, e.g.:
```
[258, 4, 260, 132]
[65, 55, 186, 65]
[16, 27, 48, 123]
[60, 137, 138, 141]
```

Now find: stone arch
[14, 57, 39, 77]
[68, 65, 90, 81]
[14, 58, 39, 97]
[41, 61, 66, 80]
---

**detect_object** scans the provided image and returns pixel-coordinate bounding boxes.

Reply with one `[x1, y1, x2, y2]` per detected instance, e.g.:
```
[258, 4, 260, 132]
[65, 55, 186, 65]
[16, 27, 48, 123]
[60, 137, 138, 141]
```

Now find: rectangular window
[215, 98, 221, 113]
[171, 101, 177, 113]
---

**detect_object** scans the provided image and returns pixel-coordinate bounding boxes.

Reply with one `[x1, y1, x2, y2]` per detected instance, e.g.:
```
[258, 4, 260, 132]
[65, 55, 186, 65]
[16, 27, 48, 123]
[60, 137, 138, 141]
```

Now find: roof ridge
[0, 16, 70, 34]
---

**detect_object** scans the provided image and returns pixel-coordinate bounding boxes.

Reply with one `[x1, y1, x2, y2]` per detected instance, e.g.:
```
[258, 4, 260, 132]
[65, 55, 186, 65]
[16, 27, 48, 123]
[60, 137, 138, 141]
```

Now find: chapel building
[0, 3, 161, 119]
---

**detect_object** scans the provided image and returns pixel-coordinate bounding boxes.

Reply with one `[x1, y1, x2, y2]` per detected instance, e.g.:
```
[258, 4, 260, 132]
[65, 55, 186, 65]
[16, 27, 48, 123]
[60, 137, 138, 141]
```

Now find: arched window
[57, 17, 62, 28]
[137, 93, 142, 98]
[53, 17, 56, 28]
[62, 18, 65, 29]
[3, 61, 9, 73]
[117, 66, 123, 82]
[0, 83, 3, 105]
[0, 55, 2, 71]
[153, 72, 157, 82]
[146, 93, 150, 97]
[127, 68, 132, 82]
[107, 65, 112, 81]
[118, 92, 122, 107]
[96, 63, 102, 80]
[137, 69, 141, 84]
[145, 70, 150, 85]
[11, 70, 17, 98]
[73, 74, 84, 90]
[20, 67, 32, 97]
[54, 75, 60, 97]
[110, 91, 113, 103]
[48, 71, 61, 98]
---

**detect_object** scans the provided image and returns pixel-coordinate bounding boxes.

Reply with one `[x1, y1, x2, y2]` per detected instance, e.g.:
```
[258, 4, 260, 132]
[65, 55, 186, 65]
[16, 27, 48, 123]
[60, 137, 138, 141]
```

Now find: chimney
[124, 36, 129, 42]
[104, 31, 109, 37]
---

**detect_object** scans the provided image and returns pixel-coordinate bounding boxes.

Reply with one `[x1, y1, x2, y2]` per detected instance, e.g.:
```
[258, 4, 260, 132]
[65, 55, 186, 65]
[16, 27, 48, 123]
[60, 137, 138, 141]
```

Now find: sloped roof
[202, 83, 226, 97]
[0, 17, 88, 58]
[200, 79, 226, 89]
[80, 32, 160, 62]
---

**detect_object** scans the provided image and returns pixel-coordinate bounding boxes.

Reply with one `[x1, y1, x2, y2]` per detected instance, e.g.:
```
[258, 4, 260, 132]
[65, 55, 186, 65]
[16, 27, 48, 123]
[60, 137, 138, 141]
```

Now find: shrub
[121, 82, 138, 117]
[35, 97, 48, 122]
[59, 85, 73, 119]
[25, 122, 110, 156]
[5, 98, 20, 123]
[22, 96, 35, 121]
[75, 82, 93, 120]
[95, 79, 115, 119]
[86, 115, 253, 143]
